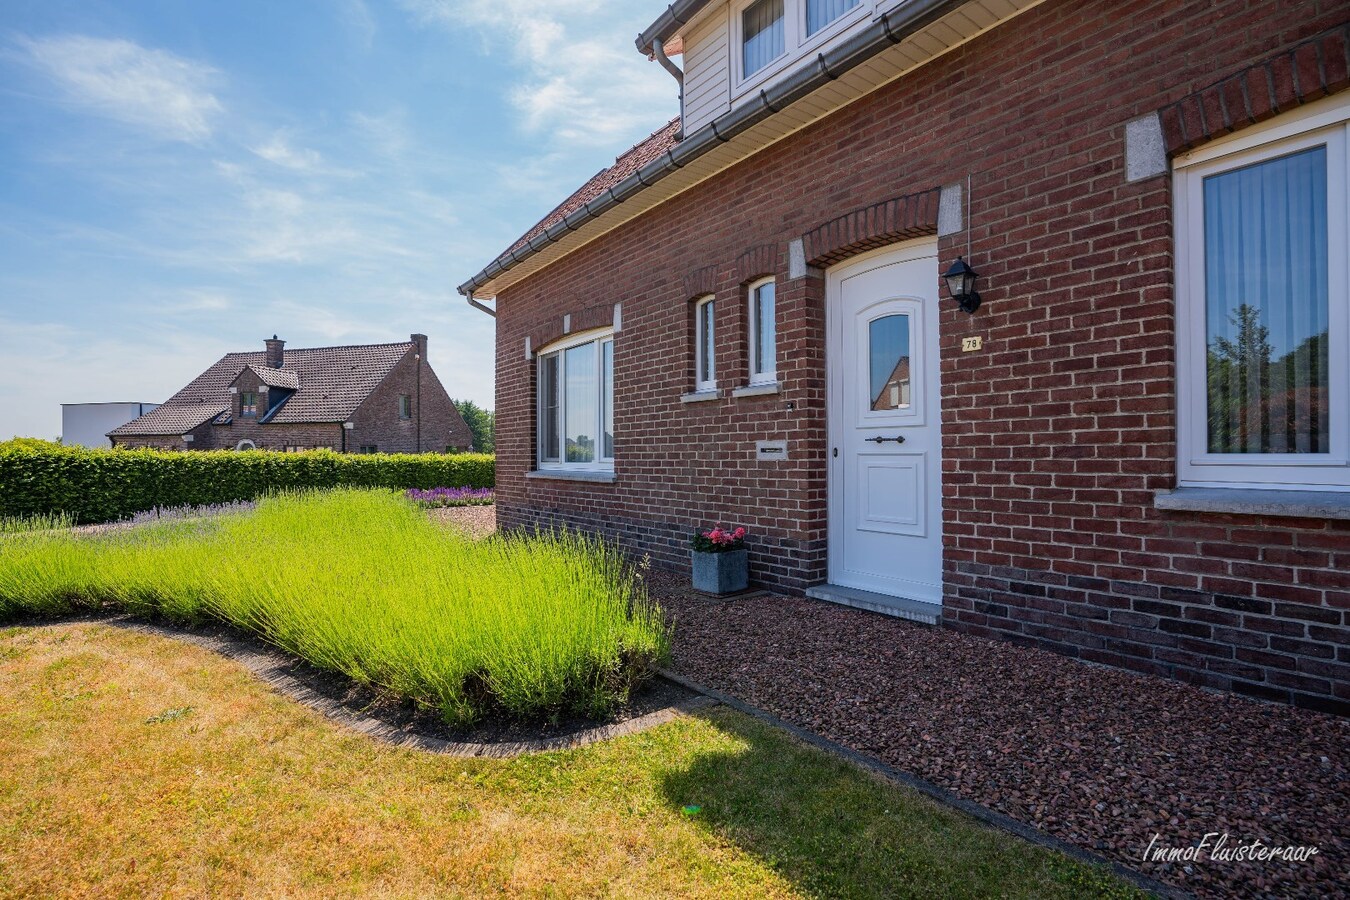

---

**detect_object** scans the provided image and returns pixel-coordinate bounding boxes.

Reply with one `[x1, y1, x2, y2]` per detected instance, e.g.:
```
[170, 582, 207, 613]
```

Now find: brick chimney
[411, 333, 427, 360]
[265, 335, 285, 369]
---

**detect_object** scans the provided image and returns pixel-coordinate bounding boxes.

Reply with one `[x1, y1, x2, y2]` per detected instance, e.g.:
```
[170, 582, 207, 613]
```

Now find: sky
[0, 0, 678, 439]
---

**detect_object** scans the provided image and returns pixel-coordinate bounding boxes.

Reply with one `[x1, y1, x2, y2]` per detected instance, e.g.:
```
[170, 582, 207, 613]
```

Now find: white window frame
[536, 327, 615, 473]
[694, 295, 717, 392]
[1174, 93, 1350, 491]
[748, 277, 778, 386]
[731, 0, 872, 101]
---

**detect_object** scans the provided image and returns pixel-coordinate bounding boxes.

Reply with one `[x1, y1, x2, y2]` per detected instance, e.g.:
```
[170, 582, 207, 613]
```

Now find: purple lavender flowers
[405, 486, 495, 508]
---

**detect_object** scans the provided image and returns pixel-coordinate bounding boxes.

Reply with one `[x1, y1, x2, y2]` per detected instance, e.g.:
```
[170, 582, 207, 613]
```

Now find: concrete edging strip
[71, 616, 718, 758]
[657, 667, 1187, 900]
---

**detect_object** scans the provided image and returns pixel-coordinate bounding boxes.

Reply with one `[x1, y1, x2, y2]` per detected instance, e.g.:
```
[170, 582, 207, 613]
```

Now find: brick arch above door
[801, 187, 943, 269]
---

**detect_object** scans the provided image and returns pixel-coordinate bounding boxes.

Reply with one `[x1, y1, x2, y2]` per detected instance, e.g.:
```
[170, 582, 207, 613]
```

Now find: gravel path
[652, 573, 1348, 899]
[427, 505, 497, 539]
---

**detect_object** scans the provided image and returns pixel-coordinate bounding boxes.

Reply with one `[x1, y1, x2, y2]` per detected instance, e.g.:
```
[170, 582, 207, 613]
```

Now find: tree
[1207, 303, 1273, 453]
[453, 400, 495, 454]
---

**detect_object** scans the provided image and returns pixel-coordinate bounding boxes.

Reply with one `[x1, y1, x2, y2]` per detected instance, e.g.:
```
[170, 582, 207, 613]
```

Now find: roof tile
[506, 118, 681, 255]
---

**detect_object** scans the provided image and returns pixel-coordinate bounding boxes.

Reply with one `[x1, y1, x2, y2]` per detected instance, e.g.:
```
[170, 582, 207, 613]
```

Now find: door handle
[865, 435, 906, 444]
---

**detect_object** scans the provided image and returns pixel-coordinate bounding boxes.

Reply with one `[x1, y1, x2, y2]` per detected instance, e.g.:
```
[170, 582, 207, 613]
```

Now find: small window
[806, 0, 860, 36]
[1176, 99, 1350, 489]
[694, 296, 717, 392]
[742, 0, 785, 77]
[748, 278, 777, 385]
[398, 394, 412, 419]
[537, 329, 614, 471]
[240, 392, 258, 417]
[359, 445, 378, 454]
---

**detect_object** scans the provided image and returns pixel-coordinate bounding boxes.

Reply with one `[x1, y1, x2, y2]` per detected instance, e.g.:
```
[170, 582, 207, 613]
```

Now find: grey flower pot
[691, 548, 749, 595]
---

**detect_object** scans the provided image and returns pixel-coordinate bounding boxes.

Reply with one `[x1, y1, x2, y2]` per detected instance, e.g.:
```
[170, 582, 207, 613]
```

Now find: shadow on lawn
[660, 708, 1141, 899]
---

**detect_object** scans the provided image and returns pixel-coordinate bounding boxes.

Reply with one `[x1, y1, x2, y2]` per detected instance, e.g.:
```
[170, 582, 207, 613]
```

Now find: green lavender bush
[0, 490, 668, 725]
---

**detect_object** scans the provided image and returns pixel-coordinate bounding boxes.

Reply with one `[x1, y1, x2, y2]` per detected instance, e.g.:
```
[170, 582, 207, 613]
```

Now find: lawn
[0, 489, 666, 724]
[0, 623, 1141, 898]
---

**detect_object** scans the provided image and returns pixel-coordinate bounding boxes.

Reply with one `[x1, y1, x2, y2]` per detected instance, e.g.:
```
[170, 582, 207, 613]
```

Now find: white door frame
[825, 238, 943, 600]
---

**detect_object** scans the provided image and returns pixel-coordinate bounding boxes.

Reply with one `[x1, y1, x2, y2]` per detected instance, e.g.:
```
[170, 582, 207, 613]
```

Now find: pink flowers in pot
[691, 523, 747, 553]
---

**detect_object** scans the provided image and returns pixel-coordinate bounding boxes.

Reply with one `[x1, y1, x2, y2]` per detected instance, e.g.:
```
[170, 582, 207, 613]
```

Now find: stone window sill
[1154, 487, 1350, 520]
[681, 389, 722, 403]
[732, 382, 781, 399]
[527, 469, 617, 484]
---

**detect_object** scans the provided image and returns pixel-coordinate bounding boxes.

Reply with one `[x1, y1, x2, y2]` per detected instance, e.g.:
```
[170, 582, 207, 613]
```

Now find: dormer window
[806, 0, 860, 36]
[734, 0, 872, 93]
[742, 0, 785, 77]
[240, 392, 258, 417]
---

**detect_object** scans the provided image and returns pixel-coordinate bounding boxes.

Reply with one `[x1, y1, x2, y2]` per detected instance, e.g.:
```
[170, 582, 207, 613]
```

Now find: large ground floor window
[538, 329, 614, 471]
[1175, 94, 1350, 490]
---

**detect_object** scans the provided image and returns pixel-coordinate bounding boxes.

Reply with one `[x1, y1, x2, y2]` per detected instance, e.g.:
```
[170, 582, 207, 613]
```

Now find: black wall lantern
[943, 256, 981, 314]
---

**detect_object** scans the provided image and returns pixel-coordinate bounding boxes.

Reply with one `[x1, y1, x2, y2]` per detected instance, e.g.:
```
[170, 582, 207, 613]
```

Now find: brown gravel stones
[653, 573, 1348, 899]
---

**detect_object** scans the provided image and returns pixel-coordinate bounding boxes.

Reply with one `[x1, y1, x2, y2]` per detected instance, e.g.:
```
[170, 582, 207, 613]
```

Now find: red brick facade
[491, 1, 1350, 714]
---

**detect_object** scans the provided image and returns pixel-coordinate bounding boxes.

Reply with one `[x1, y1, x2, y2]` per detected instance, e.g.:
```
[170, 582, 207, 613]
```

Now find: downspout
[652, 38, 684, 132]
[652, 38, 684, 90]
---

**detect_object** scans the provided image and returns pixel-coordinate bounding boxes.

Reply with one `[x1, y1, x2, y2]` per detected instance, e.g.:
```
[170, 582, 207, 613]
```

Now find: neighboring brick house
[109, 334, 473, 453]
[460, 1, 1350, 714]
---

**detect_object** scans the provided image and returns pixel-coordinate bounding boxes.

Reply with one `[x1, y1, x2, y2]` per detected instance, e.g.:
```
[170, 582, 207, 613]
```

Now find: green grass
[0, 623, 1144, 898]
[0, 489, 668, 725]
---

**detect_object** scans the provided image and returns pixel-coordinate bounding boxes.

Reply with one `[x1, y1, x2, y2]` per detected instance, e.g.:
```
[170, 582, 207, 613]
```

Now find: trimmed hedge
[0, 446, 495, 524]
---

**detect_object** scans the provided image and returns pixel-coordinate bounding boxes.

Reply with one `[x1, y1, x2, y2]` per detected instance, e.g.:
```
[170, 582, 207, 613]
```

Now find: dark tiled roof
[506, 118, 681, 255]
[247, 365, 300, 391]
[108, 402, 226, 436]
[110, 341, 412, 436]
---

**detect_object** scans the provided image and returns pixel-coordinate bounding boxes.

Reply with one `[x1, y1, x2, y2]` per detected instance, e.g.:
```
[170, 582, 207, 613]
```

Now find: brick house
[460, 1, 1350, 713]
[109, 334, 473, 453]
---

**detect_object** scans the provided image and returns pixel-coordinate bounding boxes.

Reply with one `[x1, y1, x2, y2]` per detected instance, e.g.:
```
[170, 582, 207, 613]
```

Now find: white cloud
[339, 0, 378, 51]
[11, 35, 223, 142]
[396, 0, 675, 147]
[251, 133, 325, 172]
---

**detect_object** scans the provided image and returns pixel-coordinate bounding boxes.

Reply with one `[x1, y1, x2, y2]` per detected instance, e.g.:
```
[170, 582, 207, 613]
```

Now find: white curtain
[1204, 146, 1330, 454]
[807, 0, 860, 35]
[743, 0, 784, 76]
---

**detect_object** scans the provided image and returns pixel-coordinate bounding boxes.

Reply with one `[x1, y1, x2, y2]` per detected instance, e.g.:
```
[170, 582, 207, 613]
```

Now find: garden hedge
[0, 446, 495, 524]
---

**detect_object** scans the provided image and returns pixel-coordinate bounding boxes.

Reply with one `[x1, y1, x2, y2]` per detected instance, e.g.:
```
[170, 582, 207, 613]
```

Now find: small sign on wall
[756, 440, 789, 462]
[961, 336, 983, 352]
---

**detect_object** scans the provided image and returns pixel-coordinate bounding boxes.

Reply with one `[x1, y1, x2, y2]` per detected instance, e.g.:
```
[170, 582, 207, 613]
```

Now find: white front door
[826, 241, 943, 604]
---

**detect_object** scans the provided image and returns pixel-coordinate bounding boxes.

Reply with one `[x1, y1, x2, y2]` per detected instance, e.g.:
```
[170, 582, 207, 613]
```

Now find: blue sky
[0, 0, 678, 439]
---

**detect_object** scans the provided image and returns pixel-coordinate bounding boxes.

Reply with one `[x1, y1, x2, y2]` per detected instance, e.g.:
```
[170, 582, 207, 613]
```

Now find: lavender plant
[0, 489, 667, 725]
[405, 487, 494, 508]
[125, 501, 258, 525]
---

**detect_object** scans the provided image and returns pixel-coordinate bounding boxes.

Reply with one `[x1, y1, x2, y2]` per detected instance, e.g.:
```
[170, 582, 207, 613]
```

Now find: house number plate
[961, 336, 983, 352]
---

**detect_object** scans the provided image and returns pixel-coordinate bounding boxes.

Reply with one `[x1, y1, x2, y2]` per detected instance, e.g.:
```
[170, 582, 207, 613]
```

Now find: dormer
[643, 0, 930, 137]
[228, 344, 300, 423]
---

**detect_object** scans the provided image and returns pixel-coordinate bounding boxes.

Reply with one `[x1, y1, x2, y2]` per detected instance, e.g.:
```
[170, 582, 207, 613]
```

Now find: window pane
[1203, 146, 1330, 454]
[698, 299, 715, 384]
[869, 314, 912, 411]
[753, 282, 776, 377]
[541, 354, 560, 461]
[743, 0, 784, 76]
[564, 343, 597, 463]
[601, 340, 614, 459]
[806, 0, 860, 35]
